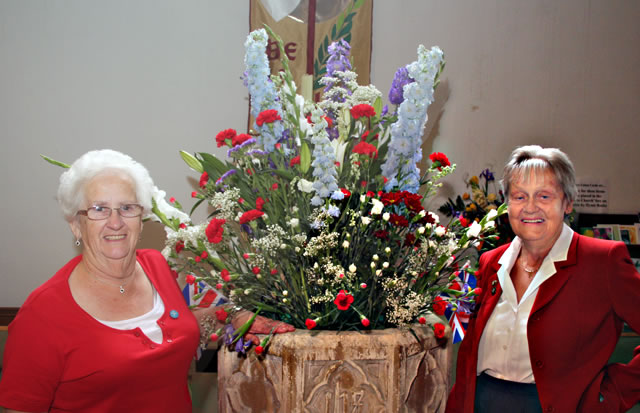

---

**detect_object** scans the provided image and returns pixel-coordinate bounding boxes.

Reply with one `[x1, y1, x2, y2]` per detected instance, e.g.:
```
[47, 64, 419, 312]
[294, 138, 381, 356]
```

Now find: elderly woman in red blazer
[446, 145, 640, 413]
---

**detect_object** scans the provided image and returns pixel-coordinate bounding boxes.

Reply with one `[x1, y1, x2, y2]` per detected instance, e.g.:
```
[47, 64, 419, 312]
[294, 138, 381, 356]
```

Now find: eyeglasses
[76, 204, 144, 220]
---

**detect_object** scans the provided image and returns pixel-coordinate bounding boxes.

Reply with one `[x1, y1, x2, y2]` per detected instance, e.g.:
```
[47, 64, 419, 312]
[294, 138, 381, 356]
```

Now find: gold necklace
[84, 264, 137, 294]
[519, 259, 540, 277]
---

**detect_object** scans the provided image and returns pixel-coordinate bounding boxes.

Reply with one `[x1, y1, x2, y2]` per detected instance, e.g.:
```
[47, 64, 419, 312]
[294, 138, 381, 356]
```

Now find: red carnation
[169, 197, 176, 203]
[374, 230, 389, 240]
[215, 308, 229, 323]
[340, 188, 351, 197]
[429, 152, 451, 170]
[389, 214, 409, 228]
[434, 322, 446, 339]
[360, 130, 370, 141]
[252, 267, 261, 275]
[199, 172, 209, 188]
[210, 333, 219, 342]
[239, 209, 264, 225]
[361, 317, 370, 327]
[333, 290, 354, 311]
[418, 316, 427, 325]
[255, 345, 264, 355]
[191, 191, 198, 198]
[350, 103, 376, 119]
[432, 296, 447, 315]
[220, 269, 230, 282]
[323, 116, 333, 128]
[271, 183, 278, 190]
[290, 155, 300, 166]
[256, 109, 281, 126]
[255, 197, 266, 211]
[175, 240, 185, 254]
[231, 133, 252, 147]
[216, 128, 236, 147]
[459, 216, 471, 227]
[185, 274, 196, 285]
[352, 141, 378, 159]
[380, 192, 403, 206]
[200, 251, 208, 259]
[305, 318, 317, 330]
[205, 218, 225, 244]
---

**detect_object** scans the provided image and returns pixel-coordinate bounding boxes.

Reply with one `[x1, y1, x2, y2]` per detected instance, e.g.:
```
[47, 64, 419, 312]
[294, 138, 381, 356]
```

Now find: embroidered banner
[250, 0, 373, 101]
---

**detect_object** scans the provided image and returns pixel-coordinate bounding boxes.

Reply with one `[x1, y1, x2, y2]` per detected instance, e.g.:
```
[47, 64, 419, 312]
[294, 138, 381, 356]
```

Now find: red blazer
[446, 233, 640, 413]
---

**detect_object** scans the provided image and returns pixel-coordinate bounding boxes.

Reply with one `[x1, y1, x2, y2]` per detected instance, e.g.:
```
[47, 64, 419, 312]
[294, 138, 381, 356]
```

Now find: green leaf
[189, 198, 205, 216]
[331, 24, 336, 39]
[40, 155, 70, 169]
[180, 151, 203, 173]
[339, 21, 353, 38]
[373, 96, 383, 118]
[354, 0, 365, 9]
[198, 152, 229, 176]
[300, 142, 311, 173]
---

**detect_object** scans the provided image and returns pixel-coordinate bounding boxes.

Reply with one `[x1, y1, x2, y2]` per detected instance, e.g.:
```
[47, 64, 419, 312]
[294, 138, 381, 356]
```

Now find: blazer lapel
[530, 233, 579, 315]
[474, 259, 503, 342]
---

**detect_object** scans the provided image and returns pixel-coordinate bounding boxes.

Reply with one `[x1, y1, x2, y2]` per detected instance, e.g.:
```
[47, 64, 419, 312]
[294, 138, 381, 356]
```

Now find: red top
[446, 234, 640, 412]
[0, 249, 200, 413]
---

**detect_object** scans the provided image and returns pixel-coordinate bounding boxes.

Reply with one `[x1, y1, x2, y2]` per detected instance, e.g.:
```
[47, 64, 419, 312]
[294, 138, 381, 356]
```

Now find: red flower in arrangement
[380, 192, 403, 206]
[402, 192, 424, 212]
[185, 274, 196, 285]
[389, 214, 409, 228]
[175, 240, 185, 254]
[194, 256, 201, 263]
[255, 197, 266, 211]
[271, 183, 278, 190]
[361, 317, 370, 327]
[205, 218, 226, 244]
[434, 322, 446, 339]
[352, 141, 378, 159]
[256, 109, 281, 126]
[360, 130, 370, 141]
[169, 197, 176, 203]
[199, 172, 209, 188]
[191, 191, 198, 198]
[340, 188, 351, 197]
[215, 308, 229, 323]
[404, 233, 416, 247]
[305, 318, 317, 330]
[374, 230, 389, 240]
[255, 345, 264, 355]
[323, 116, 333, 128]
[418, 316, 427, 325]
[270, 269, 278, 275]
[231, 133, 252, 147]
[200, 251, 208, 259]
[474, 288, 483, 295]
[239, 209, 264, 225]
[459, 216, 471, 227]
[252, 267, 261, 275]
[429, 152, 451, 170]
[220, 269, 231, 282]
[216, 128, 236, 147]
[449, 281, 462, 291]
[179, 223, 187, 229]
[350, 103, 376, 119]
[432, 296, 447, 315]
[419, 212, 437, 225]
[333, 290, 354, 311]
[289, 155, 300, 166]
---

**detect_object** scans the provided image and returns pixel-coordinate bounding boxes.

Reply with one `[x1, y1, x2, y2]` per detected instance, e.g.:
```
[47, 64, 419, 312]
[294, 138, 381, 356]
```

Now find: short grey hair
[501, 145, 577, 203]
[57, 149, 155, 221]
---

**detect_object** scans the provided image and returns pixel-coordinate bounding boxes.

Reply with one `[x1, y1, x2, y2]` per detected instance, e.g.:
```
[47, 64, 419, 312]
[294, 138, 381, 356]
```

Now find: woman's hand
[232, 310, 295, 345]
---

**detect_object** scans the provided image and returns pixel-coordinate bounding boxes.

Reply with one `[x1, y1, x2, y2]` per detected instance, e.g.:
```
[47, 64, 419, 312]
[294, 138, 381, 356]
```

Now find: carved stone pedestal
[217, 319, 452, 413]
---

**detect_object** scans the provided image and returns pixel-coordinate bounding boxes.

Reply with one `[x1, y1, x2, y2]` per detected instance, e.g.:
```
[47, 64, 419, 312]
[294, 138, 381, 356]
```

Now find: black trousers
[474, 372, 542, 413]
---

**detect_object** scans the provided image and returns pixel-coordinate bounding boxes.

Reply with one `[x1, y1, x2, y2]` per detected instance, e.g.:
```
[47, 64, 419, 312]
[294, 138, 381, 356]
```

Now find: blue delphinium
[381, 45, 444, 193]
[309, 107, 341, 206]
[324, 39, 352, 91]
[244, 29, 285, 152]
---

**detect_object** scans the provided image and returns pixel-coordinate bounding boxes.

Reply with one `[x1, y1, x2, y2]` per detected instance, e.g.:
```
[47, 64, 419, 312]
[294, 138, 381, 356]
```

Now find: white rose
[297, 179, 314, 193]
[382, 212, 390, 221]
[371, 199, 384, 215]
[467, 221, 482, 238]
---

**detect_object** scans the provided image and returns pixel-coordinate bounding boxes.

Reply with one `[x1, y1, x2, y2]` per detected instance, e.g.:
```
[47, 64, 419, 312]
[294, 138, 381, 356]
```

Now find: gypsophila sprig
[148, 27, 506, 350]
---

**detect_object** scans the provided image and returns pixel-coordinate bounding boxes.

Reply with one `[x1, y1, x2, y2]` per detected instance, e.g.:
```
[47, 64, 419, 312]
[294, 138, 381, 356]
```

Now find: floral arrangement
[150, 27, 506, 350]
[438, 169, 513, 252]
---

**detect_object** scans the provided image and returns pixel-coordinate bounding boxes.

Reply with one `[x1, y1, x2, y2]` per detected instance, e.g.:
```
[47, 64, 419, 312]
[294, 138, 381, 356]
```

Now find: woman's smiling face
[71, 172, 142, 265]
[507, 168, 573, 250]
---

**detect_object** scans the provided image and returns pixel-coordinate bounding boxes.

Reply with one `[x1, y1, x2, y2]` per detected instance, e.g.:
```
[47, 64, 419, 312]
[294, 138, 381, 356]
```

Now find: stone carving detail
[218, 317, 452, 413]
[303, 360, 386, 413]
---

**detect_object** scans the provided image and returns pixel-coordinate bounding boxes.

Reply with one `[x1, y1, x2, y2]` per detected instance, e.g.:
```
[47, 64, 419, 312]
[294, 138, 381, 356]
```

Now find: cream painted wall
[1, 0, 639, 306]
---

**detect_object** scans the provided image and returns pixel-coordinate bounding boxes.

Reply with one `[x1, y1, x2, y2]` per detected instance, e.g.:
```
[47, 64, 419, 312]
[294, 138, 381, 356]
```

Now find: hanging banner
[250, 0, 373, 101]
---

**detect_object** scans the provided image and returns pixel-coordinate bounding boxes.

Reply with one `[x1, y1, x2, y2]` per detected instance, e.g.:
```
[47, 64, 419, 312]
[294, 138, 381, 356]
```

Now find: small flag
[182, 281, 227, 308]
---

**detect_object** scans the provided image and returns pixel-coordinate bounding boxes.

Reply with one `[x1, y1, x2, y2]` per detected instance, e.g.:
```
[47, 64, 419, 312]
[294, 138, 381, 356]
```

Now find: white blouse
[97, 287, 166, 344]
[476, 224, 573, 383]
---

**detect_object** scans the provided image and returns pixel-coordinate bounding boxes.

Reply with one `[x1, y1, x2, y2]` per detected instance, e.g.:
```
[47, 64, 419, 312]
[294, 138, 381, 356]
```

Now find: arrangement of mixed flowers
[149, 27, 506, 352]
[438, 169, 513, 253]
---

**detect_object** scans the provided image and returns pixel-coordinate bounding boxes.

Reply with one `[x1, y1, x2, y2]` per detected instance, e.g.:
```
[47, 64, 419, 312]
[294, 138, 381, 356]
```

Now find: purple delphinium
[326, 39, 352, 77]
[215, 169, 237, 186]
[388, 66, 415, 105]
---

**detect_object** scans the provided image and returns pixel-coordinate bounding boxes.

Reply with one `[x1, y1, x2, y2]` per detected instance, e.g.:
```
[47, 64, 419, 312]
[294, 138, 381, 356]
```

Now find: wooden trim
[622, 332, 639, 337]
[0, 307, 19, 326]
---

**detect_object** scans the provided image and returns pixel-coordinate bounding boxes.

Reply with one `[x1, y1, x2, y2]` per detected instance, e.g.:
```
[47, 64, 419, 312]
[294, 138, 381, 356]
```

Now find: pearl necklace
[519, 259, 540, 277]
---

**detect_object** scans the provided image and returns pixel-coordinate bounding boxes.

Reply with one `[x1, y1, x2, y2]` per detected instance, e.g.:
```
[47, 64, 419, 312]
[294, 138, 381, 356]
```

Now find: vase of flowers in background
[151, 27, 505, 412]
[438, 169, 513, 254]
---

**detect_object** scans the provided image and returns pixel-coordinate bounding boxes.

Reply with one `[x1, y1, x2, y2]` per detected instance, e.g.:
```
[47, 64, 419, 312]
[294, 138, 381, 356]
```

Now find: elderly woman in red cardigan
[446, 145, 640, 412]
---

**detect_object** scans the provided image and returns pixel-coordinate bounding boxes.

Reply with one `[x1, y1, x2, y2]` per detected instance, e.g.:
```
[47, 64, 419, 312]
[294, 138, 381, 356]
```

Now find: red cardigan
[446, 233, 640, 413]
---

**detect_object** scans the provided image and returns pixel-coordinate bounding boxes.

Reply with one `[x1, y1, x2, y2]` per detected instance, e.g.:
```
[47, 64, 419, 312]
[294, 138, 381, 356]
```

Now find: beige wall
[1, 0, 638, 306]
